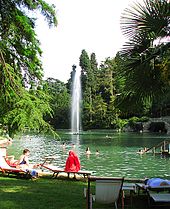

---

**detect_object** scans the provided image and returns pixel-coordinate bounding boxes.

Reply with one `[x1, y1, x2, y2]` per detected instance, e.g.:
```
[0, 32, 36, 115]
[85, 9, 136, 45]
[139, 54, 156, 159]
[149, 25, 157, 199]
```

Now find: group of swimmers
[1, 138, 170, 184]
[61, 142, 100, 156]
[85, 147, 99, 155]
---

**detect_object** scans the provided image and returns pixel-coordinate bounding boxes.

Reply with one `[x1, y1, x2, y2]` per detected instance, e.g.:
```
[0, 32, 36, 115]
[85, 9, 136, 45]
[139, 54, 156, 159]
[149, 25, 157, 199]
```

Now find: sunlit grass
[1, 186, 28, 193]
[0, 176, 87, 209]
[0, 176, 169, 209]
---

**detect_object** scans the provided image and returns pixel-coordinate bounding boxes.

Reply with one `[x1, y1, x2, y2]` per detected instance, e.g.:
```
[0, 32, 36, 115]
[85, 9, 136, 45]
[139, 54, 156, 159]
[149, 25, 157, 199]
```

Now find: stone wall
[143, 117, 170, 134]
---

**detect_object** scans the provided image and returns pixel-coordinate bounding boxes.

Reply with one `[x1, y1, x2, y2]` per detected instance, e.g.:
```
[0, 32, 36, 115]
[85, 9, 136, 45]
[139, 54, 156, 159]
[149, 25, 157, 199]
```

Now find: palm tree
[119, 0, 170, 105]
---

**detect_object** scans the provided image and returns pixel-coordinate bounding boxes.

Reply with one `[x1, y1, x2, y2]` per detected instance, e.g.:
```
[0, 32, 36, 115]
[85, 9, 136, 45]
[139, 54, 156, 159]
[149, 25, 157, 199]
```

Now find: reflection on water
[7, 131, 170, 179]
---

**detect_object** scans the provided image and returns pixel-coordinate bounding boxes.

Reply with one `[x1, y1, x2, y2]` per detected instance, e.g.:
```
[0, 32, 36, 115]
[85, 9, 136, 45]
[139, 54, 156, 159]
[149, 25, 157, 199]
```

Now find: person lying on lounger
[0, 138, 12, 147]
[0, 138, 18, 166]
[5, 155, 18, 167]
[144, 178, 170, 187]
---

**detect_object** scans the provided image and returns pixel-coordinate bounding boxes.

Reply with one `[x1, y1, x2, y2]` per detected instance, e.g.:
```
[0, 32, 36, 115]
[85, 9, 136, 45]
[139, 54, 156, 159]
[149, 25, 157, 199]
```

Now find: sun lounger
[0, 156, 31, 178]
[40, 156, 92, 178]
[41, 164, 92, 178]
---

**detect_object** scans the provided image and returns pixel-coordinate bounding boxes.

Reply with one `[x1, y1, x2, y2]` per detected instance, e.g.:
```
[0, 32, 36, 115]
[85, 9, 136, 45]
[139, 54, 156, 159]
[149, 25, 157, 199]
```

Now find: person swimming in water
[61, 142, 66, 151]
[96, 149, 99, 155]
[86, 147, 91, 155]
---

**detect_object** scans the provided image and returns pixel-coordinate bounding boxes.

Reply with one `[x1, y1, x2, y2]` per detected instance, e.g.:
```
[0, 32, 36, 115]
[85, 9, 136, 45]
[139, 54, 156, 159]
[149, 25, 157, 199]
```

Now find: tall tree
[96, 58, 118, 128]
[90, 53, 98, 94]
[0, 0, 57, 136]
[66, 65, 76, 94]
[79, 50, 93, 127]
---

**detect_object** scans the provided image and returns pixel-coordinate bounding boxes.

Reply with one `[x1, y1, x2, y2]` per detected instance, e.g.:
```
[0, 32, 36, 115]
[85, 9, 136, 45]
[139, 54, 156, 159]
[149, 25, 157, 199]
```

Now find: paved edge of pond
[38, 170, 145, 183]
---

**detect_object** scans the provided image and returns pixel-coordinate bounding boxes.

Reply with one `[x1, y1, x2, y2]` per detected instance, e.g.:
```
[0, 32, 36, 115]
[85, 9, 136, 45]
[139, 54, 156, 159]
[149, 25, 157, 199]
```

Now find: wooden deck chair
[40, 157, 91, 178]
[0, 156, 30, 178]
[87, 176, 124, 209]
[41, 164, 91, 178]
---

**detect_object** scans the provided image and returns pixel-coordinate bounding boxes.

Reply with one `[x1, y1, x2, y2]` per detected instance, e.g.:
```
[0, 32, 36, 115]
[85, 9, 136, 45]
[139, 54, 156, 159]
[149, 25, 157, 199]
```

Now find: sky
[35, 0, 143, 83]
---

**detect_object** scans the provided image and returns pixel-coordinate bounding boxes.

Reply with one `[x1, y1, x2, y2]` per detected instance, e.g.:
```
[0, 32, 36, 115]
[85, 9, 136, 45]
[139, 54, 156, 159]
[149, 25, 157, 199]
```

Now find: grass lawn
[0, 175, 169, 209]
[0, 176, 87, 209]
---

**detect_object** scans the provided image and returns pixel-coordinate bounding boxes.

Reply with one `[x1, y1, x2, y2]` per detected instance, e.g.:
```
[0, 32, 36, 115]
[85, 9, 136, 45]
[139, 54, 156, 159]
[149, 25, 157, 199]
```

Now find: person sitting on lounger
[16, 149, 38, 178]
[17, 148, 30, 169]
[65, 150, 81, 172]
[144, 178, 170, 187]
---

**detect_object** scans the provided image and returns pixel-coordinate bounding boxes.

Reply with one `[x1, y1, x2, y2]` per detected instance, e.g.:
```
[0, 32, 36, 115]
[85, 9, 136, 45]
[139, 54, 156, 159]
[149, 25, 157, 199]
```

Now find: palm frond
[121, 0, 170, 40]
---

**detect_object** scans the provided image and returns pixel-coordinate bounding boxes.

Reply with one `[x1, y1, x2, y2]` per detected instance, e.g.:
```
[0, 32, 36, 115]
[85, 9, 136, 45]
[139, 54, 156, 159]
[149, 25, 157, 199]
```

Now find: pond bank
[7, 131, 170, 179]
[126, 116, 170, 134]
[36, 169, 145, 183]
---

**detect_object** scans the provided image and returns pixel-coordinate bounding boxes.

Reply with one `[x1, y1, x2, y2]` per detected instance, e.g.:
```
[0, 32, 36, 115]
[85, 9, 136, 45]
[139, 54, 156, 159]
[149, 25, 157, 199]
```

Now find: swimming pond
[7, 130, 170, 179]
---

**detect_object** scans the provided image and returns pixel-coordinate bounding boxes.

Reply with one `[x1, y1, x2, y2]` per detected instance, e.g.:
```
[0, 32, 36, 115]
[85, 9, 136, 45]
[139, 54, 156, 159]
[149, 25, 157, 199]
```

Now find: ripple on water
[7, 132, 170, 179]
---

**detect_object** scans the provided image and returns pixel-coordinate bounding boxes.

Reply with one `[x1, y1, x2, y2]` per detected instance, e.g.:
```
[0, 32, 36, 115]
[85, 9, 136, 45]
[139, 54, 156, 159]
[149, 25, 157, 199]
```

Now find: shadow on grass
[0, 176, 170, 209]
[0, 176, 87, 209]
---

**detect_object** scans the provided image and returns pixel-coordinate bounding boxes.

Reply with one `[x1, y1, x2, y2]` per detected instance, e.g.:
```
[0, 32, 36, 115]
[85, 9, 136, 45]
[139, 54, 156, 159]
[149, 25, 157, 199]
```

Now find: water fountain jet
[71, 66, 82, 134]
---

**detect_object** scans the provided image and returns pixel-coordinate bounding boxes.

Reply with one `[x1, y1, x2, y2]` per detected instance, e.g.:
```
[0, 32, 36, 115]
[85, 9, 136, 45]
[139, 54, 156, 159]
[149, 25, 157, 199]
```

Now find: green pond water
[8, 130, 170, 179]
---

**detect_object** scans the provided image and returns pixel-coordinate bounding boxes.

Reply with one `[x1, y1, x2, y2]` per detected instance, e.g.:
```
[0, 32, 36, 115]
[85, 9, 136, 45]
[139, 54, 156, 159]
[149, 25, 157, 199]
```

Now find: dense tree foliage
[119, 0, 170, 116]
[44, 78, 70, 129]
[74, 0, 170, 130]
[1, 0, 169, 134]
[79, 50, 121, 129]
[79, 49, 93, 126]
[47, 0, 169, 131]
[0, 0, 57, 136]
